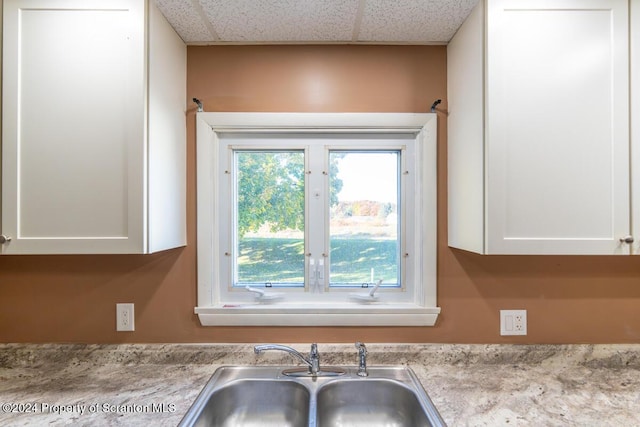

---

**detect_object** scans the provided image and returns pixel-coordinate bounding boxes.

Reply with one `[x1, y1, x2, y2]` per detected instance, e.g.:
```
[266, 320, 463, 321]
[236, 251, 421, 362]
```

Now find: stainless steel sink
[316, 379, 433, 427]
[179, 366, 446, 427]
[186, 379, 309, 427]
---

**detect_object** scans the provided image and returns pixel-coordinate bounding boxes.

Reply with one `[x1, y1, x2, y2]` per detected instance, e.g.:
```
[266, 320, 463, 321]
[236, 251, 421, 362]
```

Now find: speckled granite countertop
[0, 344, 639, 426]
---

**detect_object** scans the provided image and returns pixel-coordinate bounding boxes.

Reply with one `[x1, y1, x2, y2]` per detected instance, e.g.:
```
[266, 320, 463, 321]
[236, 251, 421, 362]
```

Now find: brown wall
[1, 45, 640, 343]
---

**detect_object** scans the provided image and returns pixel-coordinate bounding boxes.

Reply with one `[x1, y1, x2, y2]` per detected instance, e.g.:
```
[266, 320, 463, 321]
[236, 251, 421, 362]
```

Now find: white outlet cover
[116, 303, 135, 332]
[500, 309, 527, 336]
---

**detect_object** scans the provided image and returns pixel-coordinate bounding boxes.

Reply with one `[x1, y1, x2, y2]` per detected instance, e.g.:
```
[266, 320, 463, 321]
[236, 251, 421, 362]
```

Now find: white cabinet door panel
[486, 0, 629, 254]
[2, 0, 146, 253]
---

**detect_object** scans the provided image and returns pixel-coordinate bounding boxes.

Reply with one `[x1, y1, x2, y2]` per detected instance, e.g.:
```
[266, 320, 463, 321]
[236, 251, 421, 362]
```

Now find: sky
[333, 152, 398, 203]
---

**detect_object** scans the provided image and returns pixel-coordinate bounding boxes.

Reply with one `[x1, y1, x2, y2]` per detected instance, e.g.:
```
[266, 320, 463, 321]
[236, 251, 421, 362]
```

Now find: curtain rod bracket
[430, 99, 442, 113]
[193, 98, 203, 112]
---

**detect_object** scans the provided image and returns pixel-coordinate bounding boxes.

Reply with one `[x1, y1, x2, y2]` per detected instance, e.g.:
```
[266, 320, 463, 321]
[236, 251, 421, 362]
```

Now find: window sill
[194, 303, 441, 326]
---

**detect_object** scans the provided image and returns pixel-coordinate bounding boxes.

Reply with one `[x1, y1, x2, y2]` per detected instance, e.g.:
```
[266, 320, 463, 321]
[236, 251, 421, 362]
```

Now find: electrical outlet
[500, 309, 527, 336]
[116, 303, 135, 332]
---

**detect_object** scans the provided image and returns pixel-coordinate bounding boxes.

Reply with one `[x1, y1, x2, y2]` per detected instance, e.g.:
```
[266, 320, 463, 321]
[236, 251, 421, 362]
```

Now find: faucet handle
[355, 341, 367, 354]
[309, 343, 320, 374]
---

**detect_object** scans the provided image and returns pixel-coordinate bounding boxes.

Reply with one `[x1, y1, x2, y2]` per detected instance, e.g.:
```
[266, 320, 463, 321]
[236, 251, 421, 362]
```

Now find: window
[196, 113, 440, 326]
[232, 149, 306, 288]
[328, 150, 402, 289]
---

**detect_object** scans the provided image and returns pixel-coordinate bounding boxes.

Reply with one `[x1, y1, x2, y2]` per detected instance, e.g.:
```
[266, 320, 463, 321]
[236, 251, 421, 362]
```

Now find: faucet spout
[254, 344, 319, 375]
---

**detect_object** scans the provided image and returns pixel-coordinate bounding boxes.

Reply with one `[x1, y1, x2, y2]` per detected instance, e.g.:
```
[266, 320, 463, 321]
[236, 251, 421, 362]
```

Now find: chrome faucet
[254, 343, 321, 375]
[355, 342, 368, 377]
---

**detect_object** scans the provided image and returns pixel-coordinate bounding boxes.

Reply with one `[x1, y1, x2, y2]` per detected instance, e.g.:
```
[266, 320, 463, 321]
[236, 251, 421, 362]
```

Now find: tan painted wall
[1, 45, 639, 343]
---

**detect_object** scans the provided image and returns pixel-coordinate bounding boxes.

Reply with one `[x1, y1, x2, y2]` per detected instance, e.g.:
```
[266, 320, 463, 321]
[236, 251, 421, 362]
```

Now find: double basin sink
[179, 365, 446, 427]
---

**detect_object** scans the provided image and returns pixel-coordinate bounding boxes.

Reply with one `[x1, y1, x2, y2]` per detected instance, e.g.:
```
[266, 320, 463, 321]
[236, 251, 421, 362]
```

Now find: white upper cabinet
[448, 0, 631, 255]
[632, 0, 640, 255]
[1, 0, 186, 254]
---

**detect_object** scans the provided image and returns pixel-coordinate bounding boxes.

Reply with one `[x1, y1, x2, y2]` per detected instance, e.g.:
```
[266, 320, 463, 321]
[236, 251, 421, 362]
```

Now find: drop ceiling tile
[154, 0, 215, 43]
[198, 0, 360, 42]
[358, 0, 478, 43]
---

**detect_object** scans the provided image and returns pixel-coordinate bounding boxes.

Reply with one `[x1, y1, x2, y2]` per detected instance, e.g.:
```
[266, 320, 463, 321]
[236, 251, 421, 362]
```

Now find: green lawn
[237, 238, 305, 284]
[237, 237, 398, 285]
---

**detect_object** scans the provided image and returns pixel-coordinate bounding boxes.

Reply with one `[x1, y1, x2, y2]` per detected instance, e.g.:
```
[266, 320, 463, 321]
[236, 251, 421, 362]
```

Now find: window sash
[232, 149, 306, 288]
[217, 133, 416, 304]
[327, 149, 402, 289]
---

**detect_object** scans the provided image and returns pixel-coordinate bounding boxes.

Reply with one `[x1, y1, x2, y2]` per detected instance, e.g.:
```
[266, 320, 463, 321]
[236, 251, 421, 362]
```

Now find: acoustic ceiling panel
[154, 0, 215, 43]
[153, 0, 479, 44]
[358, 0, 478, 43]
[199, 0, 360, 42]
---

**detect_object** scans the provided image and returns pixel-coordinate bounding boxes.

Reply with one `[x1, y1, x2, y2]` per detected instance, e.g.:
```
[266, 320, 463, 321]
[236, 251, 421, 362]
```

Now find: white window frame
[195, 113, 440, 326]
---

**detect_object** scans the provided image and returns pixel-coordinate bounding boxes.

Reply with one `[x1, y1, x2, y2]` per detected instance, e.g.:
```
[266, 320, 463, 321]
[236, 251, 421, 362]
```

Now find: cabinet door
[632, 0, 640, 255]
[2, 0, 145, 254]
[486, 0, 630, 254]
